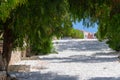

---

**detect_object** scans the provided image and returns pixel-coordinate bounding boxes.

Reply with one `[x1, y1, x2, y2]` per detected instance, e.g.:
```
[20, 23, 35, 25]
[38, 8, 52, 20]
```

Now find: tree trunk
[2, 24, 14, 72]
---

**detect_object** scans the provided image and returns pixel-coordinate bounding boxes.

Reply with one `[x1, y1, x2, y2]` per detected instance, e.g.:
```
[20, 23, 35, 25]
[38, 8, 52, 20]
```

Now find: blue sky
[73, 21, 98, 33]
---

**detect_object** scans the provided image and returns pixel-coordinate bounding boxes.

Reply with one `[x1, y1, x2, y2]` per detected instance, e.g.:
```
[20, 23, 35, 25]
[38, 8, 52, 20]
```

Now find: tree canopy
[0, 0, 27, 22]
[68, 0, 120, 51]
[0, 0, 120, 72]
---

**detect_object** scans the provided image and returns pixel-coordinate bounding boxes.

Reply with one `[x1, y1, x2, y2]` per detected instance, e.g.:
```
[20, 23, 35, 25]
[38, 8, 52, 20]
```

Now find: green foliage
[23, 0, 72, 54]
[62, 26, 84, 39]
[95, 1, 120, 51]
[31, 38, 53, 55]
[1, 0, 120, 55]
[101, 14, 120, 51]
[68, 0, 120, 51]
[2, 0, 120, 72]
[0, 0, 73, 55]
[70, 29, 84, 39]
[0, 0, 27, 22]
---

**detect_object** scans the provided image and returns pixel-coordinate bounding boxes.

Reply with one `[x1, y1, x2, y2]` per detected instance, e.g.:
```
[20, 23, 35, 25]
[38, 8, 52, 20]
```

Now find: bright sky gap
[73, 21, 98, 33]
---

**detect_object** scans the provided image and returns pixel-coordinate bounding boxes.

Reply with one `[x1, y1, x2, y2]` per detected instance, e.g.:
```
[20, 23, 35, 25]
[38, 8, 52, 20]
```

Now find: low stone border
[0, 71, 6, 80]
[8, 65, 30, 72]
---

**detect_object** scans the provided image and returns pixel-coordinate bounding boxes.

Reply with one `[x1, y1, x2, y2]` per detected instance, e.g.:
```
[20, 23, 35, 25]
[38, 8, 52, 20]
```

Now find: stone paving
[10, 39, 120, 80]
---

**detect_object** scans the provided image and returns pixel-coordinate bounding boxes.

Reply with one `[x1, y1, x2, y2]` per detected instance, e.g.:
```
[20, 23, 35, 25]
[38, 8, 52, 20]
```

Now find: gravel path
[11, 39, 120, 80]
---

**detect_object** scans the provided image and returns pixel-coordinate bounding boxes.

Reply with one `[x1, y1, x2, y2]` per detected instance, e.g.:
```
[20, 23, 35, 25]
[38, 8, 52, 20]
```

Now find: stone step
[8, 65, 30, 72]
[0, 71, 6, 80]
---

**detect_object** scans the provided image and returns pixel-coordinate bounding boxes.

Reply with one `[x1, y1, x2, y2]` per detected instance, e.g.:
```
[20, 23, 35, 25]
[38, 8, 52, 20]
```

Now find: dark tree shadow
[89, 77, 120, 80]
[41, 52, 118, 63]
[48, 40, 118, 63]
[54, 40, 112, 52]
[92, 51, 118, 57]
[9, 71, 79, 80]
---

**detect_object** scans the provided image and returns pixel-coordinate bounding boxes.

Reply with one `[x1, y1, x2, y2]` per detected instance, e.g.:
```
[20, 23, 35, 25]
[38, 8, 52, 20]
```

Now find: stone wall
[0, 40, 22, 65]
[0, 71, 6, 80]
[9, 50, 22, 65]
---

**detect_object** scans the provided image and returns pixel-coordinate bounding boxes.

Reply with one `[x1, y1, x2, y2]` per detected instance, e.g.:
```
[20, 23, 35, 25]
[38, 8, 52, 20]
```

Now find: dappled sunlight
[39, 39, 120, 80]
[40, 39, 117, 64]
[9, 71, 79, 80]
[40, 52, 118, 63]
[11, 39, 120, 80]
[89, 77, 120, 80]
[53, 39, 112, 52]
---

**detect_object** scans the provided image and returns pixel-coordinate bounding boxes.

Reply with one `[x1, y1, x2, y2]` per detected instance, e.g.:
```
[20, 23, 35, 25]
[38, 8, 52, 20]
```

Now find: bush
[70, 29, 84, 38]
[62, 27, 84, 39]
[31, 38, 53, 55]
